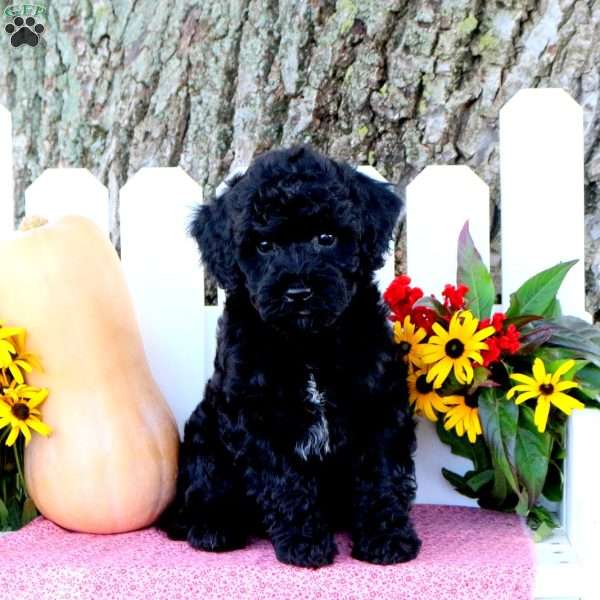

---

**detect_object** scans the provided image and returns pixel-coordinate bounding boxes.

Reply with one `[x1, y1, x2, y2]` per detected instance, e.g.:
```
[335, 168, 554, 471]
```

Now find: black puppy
[159, 145, 421, 567]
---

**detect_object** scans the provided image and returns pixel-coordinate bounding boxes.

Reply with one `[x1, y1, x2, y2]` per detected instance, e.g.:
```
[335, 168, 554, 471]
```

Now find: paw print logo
[5, 16, 45, 47]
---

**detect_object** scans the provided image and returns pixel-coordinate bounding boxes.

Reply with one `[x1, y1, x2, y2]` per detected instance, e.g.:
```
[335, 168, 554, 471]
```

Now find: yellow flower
[421, 311, 495, 388]
[0, 370, 10, 388]
[507, 358, 584, 433]
[0, 322, 24, 369]
[407, 368, 463, 422]
[442, 395, 482, 443]
[2, 329, 43, 384]
[0, 383, 51, 446]
[393, 315, 427, 368]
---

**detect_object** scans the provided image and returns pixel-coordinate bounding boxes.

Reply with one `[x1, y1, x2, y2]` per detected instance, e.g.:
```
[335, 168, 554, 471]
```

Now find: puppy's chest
[293, 369, 350, 461]
[293, 372, 330, 460]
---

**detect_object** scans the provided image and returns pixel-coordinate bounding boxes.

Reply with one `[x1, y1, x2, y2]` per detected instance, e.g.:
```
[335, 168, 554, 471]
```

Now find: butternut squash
[0, 215, 179, 534]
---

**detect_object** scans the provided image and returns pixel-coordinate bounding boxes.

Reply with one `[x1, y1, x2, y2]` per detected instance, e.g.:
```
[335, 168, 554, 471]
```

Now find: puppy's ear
[188, 190, 240, 292]
[350, 169, 403, 272]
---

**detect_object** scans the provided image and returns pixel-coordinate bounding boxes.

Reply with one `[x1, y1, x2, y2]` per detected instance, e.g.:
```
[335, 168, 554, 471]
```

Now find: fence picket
[25, 168, 109, 233]
[119, 167, 207, 435]
[406, 165, 490, 507]
[406, 165, 490, 295]
[0, 90, 591, 519]
[0, 106, 13, 233]
[500, 89, 587, 318]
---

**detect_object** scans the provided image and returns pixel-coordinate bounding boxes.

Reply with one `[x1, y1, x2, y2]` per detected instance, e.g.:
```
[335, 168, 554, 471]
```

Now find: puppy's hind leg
[157, 397, 249, 552]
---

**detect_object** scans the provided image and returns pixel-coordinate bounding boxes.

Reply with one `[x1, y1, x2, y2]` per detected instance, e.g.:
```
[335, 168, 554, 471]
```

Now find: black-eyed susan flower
[393, 315, 427, 368]
[507, 358, 584, 433]
[442, 395, 482, 443]
[3, 329, 43, 384]
[0, 383, 51, 446]
[0, 369, 10, 388]
[0, 322, 24, 369]
[421, 311, 495, 388]
[407, 368, 462, 422]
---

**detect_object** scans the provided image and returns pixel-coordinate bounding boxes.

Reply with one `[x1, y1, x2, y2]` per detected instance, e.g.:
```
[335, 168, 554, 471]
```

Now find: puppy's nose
[284, 287, 313, 303]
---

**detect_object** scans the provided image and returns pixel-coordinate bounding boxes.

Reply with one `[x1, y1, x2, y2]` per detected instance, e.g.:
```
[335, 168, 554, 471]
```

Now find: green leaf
[575, 365, 600, 401]
[436, 419, 472, 461]
[533, 521, 555, 542]
[414, 295, 446, 316]
[534, 346, 579, 363]
[528, 505, 559, 541]
[438, 371, 467, 396]
[467, 367, 493, 395]
[441, 468, 479, 498]
[491, 467, 508, 503]
[478, 389, 519, 500]
[543, 298, 562, 319]
[0, 497, 8, 530]
[547, 359, 588, 381]
[518, 322, 559, 353]
[465, 469, 494, 492]
[21, 498, 38, 527]
[504, 314, 543, 329]
[576, 364, 600, 387]
[457, 221, 495, 319]
[542, 459, 564, 502]
[515, 406, 552, 509]
[539, 316, 600, 368]
[505, 260, 577, 319]
[5, 496, 22, 531]
[515, 490, 529, 517]
[435, 419, 491, 472]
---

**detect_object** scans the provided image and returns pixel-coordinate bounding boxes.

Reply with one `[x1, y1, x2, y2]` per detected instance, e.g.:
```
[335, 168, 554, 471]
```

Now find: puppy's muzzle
[284, 287, 313, 303]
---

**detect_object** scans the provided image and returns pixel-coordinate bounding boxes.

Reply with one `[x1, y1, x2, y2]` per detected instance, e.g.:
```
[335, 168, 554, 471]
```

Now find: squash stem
[18, 215, 49, 231]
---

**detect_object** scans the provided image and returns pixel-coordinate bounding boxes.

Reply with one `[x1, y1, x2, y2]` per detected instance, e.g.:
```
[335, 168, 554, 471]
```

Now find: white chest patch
[295, 373, 331, 461]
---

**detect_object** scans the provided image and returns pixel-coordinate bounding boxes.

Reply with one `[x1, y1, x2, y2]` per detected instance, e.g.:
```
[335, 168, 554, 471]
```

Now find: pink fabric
[0, 505, 534, 599]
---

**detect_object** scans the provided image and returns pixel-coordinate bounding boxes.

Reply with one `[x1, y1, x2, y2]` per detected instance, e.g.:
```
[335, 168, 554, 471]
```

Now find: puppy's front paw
[187, 524, 247, 552]
[274, 531, 337, 568]
[352, 526, 421, 565]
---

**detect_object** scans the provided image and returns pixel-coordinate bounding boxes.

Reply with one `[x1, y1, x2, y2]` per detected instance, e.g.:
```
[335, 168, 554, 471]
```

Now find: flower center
[539, 383, 554, 395]
[415, 374, 433, 394]
[464, 395, 478, 408]
[445, 338, 465, 359]
[11, 402, 30, 421]
[398, 341, 412, 356]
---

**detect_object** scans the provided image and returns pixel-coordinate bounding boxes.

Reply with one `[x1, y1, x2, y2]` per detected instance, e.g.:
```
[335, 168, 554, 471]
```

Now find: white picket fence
[0, 89, 598, 599]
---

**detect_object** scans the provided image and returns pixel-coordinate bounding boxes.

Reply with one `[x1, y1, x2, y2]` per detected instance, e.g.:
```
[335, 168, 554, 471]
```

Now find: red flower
[411, 306, 437, 334]
[480, 337, 501, 367]
[497, 324, 520, 354]
[442, 284, 469, 311]
[384, 275, 423, 322]
[477, 313, 521, 367]
[492, 312, 506, 332]
[479, 312, 506, 333]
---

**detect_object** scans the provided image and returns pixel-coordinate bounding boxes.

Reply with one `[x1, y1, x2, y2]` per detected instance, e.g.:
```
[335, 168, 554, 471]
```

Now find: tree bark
[1, 0, 599, 315]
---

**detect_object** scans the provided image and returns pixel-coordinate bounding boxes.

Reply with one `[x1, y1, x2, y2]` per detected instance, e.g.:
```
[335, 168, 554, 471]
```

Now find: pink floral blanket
[0, 504, 534, 599]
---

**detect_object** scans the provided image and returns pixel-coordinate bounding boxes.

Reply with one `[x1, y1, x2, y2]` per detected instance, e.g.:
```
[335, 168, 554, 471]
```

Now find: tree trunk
[1, 0, 599, 314]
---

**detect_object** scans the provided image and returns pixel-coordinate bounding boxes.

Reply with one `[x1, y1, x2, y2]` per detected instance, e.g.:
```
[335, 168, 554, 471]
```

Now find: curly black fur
[158, 145, 421, 567]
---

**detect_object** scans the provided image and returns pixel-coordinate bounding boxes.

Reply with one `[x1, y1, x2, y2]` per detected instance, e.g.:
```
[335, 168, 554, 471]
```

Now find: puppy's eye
[257, 240, 274, 254]
[316, 233, 336, 247]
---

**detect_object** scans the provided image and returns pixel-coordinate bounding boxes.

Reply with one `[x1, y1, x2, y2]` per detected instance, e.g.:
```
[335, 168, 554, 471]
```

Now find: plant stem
[13, 441, 25, 498]
[0, 427, 9, 504]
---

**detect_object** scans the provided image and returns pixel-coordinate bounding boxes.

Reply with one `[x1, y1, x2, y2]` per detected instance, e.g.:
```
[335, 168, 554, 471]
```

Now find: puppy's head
[190, 145, 402, 333]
